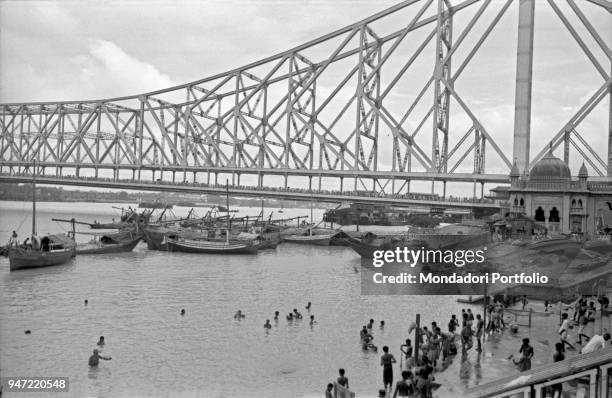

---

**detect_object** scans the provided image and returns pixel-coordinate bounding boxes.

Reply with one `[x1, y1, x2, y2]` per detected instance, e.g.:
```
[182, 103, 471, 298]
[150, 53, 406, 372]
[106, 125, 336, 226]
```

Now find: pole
[414, 313, 421, 364]
[483, 282, 488, 338]
[32, 159, 37, 237]
[226, 179, 230, 244]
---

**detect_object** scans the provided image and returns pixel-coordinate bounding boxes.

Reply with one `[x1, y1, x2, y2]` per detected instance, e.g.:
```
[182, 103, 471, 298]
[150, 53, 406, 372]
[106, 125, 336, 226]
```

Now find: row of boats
[1, 162, 495, 271]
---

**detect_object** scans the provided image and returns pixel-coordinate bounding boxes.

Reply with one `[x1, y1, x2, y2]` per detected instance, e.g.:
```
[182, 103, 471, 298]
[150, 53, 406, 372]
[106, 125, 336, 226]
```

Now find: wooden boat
[283, 233, 334, 246]
[76, 232, 143, 255]
[9, 160, 75, 271]
[9, 244, 74, 271]
[166, 238, 259, 254]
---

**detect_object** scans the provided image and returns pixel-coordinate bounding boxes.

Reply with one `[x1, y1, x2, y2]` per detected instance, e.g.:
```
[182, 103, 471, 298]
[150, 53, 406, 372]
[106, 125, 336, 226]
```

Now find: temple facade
[496, 150, 612, 236]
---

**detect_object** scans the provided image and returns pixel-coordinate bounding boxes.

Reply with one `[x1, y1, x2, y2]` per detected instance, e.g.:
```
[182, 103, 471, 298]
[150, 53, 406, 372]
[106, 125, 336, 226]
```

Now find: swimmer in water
[367, 319, 374, 329]
[181, 309, 186, 316]
[274, 311, 279, 320]
[84, 299, 88, 306]
[97, 336, 105, 346]
[306, 302, 311, 310]
[380, 320, 385, 329]
[88, 349, 111, 367]
[361, 325, 377, 351]
[287, 313, 294, 321]
[310, 315, 316, 325]
[234, 310, 245, 319]
[293, 309, 302, 319]
[325, 383, 334, 398]
[264, 320, 272, 329]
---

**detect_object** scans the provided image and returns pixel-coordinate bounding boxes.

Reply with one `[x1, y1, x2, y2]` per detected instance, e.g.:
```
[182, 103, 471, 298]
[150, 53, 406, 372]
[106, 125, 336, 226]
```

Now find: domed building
[499, 149, 612, 236]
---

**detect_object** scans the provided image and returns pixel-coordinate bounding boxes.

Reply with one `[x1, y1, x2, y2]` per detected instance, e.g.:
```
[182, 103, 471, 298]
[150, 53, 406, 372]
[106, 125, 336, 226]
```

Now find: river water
[0, 201, 517, 397]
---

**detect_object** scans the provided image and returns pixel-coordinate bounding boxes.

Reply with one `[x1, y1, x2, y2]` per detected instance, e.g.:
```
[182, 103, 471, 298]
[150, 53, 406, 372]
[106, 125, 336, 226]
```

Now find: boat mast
[32, 159, 37, 237]
[310, 197, 313, 237]
[226, 179, 230, 244]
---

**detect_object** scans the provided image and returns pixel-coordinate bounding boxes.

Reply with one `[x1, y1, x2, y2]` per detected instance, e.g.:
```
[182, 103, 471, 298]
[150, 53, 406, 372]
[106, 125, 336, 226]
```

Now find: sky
[0, 0, 610, 195]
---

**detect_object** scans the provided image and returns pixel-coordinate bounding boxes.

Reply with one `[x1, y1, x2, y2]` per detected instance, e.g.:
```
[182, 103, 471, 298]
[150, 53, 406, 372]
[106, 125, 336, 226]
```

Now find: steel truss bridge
[1, 0, 611, 209]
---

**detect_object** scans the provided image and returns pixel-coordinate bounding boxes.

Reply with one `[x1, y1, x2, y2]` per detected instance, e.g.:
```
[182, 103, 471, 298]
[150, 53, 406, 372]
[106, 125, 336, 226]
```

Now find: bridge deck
[465, 348, 612, 397]
[0, 175, 500, 209]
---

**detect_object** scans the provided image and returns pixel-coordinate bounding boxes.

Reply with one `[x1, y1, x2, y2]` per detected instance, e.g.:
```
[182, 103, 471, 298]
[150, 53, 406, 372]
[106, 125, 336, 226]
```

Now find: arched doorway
[549, 207, 560, 222]
[534, 207, 545, 222]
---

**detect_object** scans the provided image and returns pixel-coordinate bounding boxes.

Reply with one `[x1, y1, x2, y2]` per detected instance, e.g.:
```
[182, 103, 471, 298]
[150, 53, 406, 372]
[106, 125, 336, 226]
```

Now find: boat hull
[283, 234, 333, 246]
[76, 237, 142, 255]
[9, 247, 74, 271]
[167, 239, 259, 254]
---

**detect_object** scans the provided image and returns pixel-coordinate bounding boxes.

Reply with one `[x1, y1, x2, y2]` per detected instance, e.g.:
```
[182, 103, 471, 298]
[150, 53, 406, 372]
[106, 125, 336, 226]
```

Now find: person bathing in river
[361, 325, 377, 351]
[264, 320, 271, 329]
[400, 339, 414, 368]
[97, 336, 105, 346]
[380, 346, 397, 392]
[88, 349, 111, 367]
[512, 338, 534, 372]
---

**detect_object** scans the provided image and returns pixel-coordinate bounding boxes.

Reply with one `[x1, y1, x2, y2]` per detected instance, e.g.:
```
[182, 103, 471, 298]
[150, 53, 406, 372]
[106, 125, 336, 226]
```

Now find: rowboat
[166, 238, 259, 254]
[283, 233, 334, 246]
[76, 232, 143, 255]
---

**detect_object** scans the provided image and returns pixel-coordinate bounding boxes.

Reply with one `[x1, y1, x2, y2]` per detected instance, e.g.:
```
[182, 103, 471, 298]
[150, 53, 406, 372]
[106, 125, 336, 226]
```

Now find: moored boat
[9, 234, 76, 271]
[76, 232, 143, 255]
[283, 234, 335, 246]
[166, 238, 259, 254]
[9, 160, 76, 271]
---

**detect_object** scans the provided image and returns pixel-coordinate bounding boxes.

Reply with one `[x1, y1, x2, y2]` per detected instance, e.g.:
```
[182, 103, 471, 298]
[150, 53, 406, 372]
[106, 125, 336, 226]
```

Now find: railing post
[529, 308, 532, 328]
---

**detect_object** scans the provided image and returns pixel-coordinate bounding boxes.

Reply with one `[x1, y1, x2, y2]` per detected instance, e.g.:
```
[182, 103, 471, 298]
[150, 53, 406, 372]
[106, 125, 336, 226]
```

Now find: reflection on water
[0, 201, 517, 397]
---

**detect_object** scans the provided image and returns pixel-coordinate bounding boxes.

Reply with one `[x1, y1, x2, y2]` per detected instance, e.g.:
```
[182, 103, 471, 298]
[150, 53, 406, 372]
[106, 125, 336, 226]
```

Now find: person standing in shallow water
[88, 349, 111, 367]
[513, 338, 533, 371]
[337, 368, 349, 389]
[380, 345, 397, 392]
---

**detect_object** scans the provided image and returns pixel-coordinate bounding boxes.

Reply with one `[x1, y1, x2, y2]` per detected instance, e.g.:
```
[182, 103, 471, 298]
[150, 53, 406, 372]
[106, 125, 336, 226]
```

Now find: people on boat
[97, 336, 105, 346]
[264, 320, 271, 329]
[88, 349, 111, 367]
[8, 231, 18, 247]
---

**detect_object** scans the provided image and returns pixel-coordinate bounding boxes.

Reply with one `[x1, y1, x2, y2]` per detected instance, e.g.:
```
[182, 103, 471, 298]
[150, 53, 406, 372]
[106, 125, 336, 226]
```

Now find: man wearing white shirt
[558, 313, 575, 351]
[581, 333, 610, 354]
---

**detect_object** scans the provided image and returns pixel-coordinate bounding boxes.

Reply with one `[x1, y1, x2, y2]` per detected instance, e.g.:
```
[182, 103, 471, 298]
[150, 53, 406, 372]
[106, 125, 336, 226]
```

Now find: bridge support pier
[473, 181, 477, 199]
[283, 174, 287, 189]
[152, 170, 155, 181]
[340, 177, 344, 193]
[308, 176, 312, 191]
[406, 179, 410, 194]
[237, 173, 241, 186]
[214, 172, 218, 185]
[318, 176, 322, 192]
[257, 173, 263, 188]
[172, 171, 176, 184]
[513, 0, 535, 173]
[76, 167, 80, 178]
[481, 182, 484, 199]
[442, 181, 446, 199]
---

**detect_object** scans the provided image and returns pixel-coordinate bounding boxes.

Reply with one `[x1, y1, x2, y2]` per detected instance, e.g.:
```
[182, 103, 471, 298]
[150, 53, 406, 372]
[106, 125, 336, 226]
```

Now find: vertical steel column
[513, 0, 535, 173]
[608, 65, 612, 175]
[432, 0, 453, 173]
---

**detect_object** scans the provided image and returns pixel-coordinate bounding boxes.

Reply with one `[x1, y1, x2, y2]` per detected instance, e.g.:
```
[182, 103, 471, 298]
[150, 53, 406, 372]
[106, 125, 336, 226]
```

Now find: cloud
[86, 39, 175, 96]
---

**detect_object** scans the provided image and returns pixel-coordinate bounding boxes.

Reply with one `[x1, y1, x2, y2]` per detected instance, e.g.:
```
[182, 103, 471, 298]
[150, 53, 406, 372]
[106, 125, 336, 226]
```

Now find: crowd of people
[327, 293, 611, 397]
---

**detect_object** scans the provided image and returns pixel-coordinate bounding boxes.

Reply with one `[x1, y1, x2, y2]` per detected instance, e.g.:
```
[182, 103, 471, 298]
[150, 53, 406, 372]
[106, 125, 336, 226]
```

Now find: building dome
[529, 150, 571, 181]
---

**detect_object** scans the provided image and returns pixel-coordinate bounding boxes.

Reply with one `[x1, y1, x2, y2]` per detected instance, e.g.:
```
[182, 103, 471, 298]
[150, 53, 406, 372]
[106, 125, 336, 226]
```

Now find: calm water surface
[0, 201, 516, 397]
